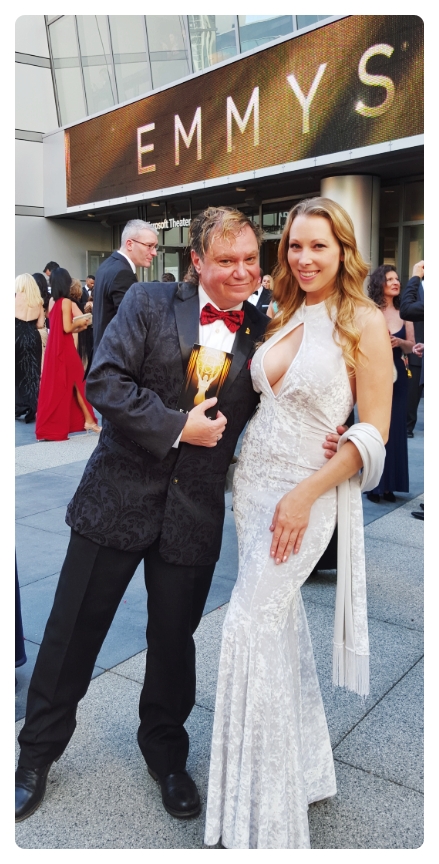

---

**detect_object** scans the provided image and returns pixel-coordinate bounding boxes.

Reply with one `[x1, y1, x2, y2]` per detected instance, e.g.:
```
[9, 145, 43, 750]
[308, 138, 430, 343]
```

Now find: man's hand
[180, 398, 227, 447]
[323, 425, 348, 459]
[412, 260, 424, 279]
[413, 342, 424, 357]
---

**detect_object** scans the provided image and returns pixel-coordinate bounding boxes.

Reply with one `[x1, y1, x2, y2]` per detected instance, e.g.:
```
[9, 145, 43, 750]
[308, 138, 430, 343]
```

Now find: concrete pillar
[320, 175, 380, 274]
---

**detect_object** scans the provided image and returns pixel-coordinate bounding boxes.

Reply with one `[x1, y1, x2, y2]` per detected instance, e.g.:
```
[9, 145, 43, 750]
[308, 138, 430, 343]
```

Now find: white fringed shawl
[333, 423, 386, 696]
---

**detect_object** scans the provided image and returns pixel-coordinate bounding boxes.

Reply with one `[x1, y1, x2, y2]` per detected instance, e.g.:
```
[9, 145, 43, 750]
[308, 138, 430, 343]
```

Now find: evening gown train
[370, 325, 409, 494]
[35, 299, 97, 441]
[205, 300, 354, 849]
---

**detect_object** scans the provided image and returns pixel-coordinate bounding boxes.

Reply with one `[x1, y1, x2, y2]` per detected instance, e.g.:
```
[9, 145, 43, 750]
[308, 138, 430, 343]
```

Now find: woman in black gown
[367, 265, 415, 502]
[15, 274, 46, 423]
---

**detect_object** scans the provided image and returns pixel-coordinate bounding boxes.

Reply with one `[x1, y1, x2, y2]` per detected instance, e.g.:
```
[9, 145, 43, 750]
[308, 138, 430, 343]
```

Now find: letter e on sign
[137, 123, 156, 174]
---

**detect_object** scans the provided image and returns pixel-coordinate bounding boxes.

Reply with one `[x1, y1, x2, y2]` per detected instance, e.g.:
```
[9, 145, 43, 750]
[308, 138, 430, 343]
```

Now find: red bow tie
[200, 303, 244, 333]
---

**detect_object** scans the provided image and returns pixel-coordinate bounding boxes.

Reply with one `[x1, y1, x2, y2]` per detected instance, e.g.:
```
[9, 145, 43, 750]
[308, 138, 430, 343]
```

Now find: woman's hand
[269, 485, 313, 563]
[389, 334, 402, 348]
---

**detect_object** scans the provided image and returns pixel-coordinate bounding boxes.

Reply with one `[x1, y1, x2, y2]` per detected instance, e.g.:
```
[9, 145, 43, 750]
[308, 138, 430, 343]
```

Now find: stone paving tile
[15, 526, 69, 585]
[333, 659, 423, 793]
[308, 761, 423, 849]
[15, 672, 212, 850]
[18, 563, 147, 671]
[16, 504, 72, 536]
[364, 496, 424, 549]
[302, 534, 423, 632]
[16, 471, 81, 518]
[15, 432, 99, 475]
[304, 599, 423, 749]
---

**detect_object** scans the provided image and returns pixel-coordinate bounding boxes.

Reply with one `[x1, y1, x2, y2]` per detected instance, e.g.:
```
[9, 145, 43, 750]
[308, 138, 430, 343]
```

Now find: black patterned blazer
[66, 281, 268, 566]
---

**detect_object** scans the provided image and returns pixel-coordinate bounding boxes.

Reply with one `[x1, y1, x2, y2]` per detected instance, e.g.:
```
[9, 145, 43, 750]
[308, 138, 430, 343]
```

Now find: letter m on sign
[227, 88, 259, 153]
[175, 108, 202, 166]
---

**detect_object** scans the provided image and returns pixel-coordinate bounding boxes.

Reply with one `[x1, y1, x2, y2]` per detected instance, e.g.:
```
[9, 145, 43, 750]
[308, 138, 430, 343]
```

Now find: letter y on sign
[287, 64, 327, 134]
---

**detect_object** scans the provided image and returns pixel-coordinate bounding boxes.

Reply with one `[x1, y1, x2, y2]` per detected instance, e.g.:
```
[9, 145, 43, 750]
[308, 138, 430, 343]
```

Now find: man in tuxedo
[15, 207, 267, 824]
[400, 260, 424, 522]
[247, 268, 272, 314]
[92, 219, 158, 348]
[400, 261, 424, 438]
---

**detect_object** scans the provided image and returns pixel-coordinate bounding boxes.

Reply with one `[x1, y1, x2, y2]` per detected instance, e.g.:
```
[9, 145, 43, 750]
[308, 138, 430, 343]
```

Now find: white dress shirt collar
[117, 250, 137, 274]
[198, 284, 243, 313]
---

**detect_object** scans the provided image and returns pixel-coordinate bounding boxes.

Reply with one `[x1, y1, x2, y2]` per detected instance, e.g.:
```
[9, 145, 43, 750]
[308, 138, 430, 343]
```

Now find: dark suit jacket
[255, 287, 273, 314]
[66, 281, 268, 566]
[400, 276, 424, 369]
[92, 251, 138, 348]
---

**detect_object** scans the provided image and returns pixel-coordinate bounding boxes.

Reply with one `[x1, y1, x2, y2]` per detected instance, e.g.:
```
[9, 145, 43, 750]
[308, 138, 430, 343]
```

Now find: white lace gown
[204, 300, 354, 849]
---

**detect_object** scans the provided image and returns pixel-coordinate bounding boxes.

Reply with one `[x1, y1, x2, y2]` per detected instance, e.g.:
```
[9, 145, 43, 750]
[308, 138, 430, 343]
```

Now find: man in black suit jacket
[15, 208, 342, 824]
[92, 219, 158, 348]
[247, 268, 272, 315]
[400, 261, 424, 436]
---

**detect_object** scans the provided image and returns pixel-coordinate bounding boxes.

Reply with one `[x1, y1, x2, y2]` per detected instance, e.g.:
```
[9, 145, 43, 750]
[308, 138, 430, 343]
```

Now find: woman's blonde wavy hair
[15, 273, 43, 309]
[265, 197, 375, 373]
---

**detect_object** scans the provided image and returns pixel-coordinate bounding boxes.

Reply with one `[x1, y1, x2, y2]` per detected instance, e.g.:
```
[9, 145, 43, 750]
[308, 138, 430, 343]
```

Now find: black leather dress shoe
[407, 431, 414, 438]
[15, 764, 52, 822]
[411, 511, 424, 521]
[148, 767, 201, 818]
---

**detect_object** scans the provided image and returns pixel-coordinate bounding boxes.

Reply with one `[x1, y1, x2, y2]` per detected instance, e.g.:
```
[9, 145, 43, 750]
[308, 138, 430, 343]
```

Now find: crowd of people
[15, 204, 423, 847]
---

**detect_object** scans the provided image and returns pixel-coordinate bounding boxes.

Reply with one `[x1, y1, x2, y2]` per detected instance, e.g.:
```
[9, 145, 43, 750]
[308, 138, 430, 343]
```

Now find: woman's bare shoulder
[354, 302, 385, 332]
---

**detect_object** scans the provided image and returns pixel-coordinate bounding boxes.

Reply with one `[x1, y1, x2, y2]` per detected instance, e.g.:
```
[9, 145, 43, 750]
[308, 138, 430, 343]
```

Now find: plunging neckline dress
[205, 300, 354, 849]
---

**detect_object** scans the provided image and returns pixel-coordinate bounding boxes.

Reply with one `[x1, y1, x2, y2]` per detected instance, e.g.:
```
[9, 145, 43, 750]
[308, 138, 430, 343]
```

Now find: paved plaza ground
[15, 404, 424, 850]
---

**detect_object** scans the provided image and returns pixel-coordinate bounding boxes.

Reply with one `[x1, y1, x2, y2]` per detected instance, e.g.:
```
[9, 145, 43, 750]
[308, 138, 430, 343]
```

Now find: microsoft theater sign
[65, 15, 423, 208]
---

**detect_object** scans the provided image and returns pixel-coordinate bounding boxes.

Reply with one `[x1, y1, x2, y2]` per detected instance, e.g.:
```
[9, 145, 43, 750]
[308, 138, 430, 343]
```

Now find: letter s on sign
[355, 44, 395, 118]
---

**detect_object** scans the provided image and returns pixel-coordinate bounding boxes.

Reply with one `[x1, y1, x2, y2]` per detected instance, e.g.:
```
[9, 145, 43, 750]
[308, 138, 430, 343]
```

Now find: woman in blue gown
[367, 266, 415, 502]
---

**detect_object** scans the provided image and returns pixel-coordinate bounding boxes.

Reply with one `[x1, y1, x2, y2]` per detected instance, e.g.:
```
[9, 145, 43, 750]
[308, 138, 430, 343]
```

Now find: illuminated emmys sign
[65, 15, 423, 208]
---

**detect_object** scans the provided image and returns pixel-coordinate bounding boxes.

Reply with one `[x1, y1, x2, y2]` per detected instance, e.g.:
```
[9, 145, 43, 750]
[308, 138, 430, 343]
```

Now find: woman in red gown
[35, 268, 100, 441]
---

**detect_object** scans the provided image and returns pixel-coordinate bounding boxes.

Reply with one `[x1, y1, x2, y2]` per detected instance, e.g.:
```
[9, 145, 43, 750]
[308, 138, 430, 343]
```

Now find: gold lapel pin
[245, 327, 250, 335]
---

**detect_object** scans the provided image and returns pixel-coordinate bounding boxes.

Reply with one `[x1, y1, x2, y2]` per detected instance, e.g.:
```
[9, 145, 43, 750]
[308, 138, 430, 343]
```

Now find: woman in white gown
[204, 198, 393, 849]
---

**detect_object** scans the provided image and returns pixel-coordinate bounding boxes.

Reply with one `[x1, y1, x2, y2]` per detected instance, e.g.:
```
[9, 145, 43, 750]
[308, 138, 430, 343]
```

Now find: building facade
[16, 14, 423, 285]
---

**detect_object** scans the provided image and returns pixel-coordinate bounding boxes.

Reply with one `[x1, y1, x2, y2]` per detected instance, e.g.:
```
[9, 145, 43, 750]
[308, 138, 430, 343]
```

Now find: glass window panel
[49, 16, 86, 124]
[146, 16, 190, 86]
[150, 58, 191, 89]
[77, 15, 111, 55]
[109, 16, 151, 101]
[76, 15, 116, 114]
[82, 64, 116, 115]
[238, 15, 294, 52]
[380, 186, 401, 225]
[164, 251, 180, 280]
[109, 16, 148, 54]
[164, 226, 180, 245]
[262, 202, 295, 235]
[188, 15, 238, 72]
[50, 15, 80, 59]
[296, 16, 331, 30]
[403, 181, 424, 222]
[379, 226, 399, 267]
[114, 62, 152, 102]
[146, 16, 188, 52]
[54, 66, 87, 125]
[401, 224, 424, 288]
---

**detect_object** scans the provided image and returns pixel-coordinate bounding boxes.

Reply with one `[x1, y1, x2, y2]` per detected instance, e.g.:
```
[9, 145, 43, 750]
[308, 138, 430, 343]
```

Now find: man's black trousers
[407, 363, 424, 434]
[18, 530, 216, 777]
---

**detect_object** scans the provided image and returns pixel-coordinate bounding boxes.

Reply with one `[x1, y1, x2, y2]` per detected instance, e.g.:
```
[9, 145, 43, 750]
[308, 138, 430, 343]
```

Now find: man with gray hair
[92, 219, 158, 348]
